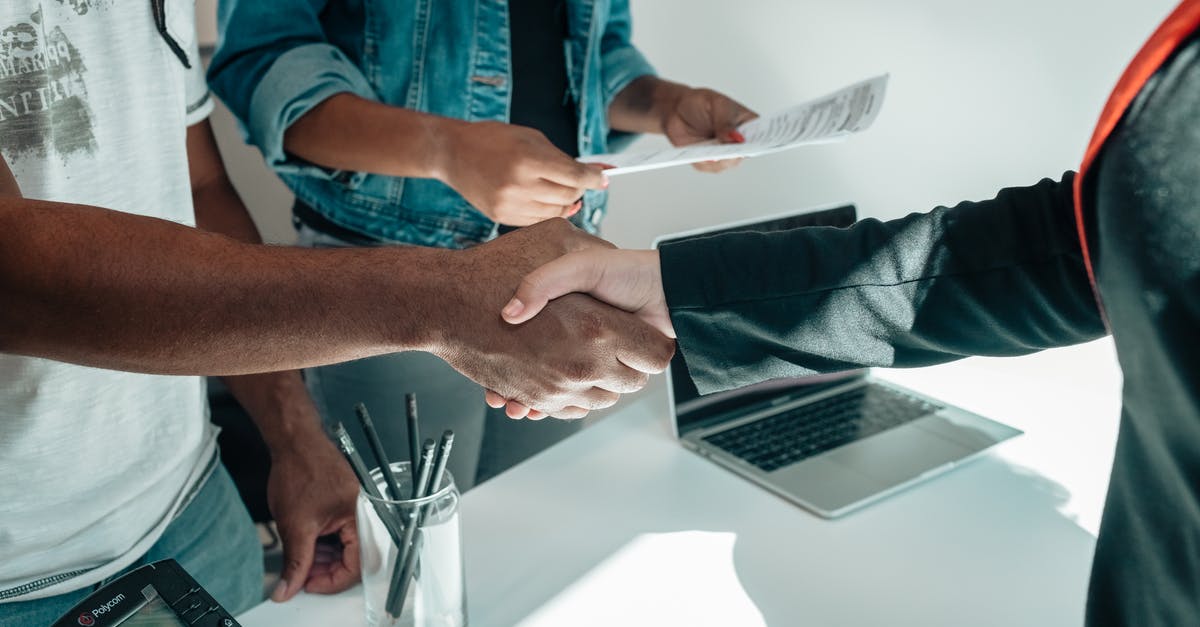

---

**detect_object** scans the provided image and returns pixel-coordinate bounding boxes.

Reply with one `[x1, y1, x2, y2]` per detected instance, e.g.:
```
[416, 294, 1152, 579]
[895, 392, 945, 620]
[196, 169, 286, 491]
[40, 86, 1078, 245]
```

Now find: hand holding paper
[582, 74, 889, 176]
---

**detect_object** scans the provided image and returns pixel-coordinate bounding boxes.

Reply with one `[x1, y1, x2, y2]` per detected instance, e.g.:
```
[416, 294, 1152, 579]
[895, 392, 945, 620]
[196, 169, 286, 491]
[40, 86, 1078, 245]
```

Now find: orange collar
[1073, 0, 1200, 326]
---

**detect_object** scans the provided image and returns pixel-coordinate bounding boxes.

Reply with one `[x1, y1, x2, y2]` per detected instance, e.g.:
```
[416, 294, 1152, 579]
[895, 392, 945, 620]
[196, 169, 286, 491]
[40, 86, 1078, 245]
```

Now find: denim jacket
[208, 0, 655, 248]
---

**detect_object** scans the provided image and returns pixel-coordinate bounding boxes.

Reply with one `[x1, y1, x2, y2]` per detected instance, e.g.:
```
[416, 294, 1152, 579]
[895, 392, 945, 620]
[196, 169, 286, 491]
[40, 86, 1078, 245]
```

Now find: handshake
[437, 218, 673, 420]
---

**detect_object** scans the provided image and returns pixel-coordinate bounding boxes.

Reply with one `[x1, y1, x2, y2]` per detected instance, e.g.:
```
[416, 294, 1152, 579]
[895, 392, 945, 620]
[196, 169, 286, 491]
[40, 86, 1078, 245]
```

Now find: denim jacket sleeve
[207, 0, 375, 181]
[599, 0, 656, 150]
[660, 174, 1108, 395]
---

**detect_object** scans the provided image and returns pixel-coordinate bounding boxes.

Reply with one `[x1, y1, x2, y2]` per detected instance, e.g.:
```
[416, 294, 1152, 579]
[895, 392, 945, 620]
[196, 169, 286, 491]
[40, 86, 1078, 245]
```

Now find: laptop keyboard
[702, 384, 943, 472]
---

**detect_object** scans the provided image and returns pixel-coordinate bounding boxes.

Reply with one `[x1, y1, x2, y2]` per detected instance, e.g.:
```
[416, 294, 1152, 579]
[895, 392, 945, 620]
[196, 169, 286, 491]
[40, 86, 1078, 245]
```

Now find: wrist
[647, 79, 690, 136]
[426, 117, 470, 184]
[420, 245, 506, 366]
[370, 246, 463, 354]
[263, 417, 328, 460]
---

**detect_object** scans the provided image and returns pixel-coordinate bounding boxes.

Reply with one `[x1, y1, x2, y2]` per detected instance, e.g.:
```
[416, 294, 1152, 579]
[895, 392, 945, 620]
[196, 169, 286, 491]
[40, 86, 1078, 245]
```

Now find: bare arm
[0, 155, 672, 415]
[0, 156, 17, 197]
[0, 192, 440, 375]
[283, 93, 454, 181]
[283, 94, 607, 226]
[607, 76, 690, 136]
[608, 76, 757, 173]
[187, 120, 360, 600]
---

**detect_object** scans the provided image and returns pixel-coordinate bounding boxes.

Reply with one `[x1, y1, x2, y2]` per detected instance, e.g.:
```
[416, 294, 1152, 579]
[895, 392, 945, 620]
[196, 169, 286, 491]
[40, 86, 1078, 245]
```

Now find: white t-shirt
[0, 0, 218, 602]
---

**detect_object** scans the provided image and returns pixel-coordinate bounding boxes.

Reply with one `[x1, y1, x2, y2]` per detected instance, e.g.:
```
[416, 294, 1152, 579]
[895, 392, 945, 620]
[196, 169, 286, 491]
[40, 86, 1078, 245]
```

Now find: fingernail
[502, 298, 524, 319]
[728, 130, 746, 143]
[271, 579, 289, 602]
[601, 173, 610, 189]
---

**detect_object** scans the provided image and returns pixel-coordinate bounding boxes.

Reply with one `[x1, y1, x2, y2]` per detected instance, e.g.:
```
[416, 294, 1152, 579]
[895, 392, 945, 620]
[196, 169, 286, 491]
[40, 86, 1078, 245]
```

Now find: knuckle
[655, 340, 677, 370]
[505, 159, 530, 179]
[499, 181, 523, 198]
[576, 310, 605, 342]
[564, 360, 597, 383]
[554, 407, 587, 420]
[593, 392, 620, 409]
[516, 276, 541, 299]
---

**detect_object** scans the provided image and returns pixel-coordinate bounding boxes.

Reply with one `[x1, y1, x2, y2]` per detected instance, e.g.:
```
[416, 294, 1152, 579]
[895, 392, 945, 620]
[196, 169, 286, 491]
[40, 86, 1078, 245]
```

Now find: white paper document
[581, 74, 889, 176]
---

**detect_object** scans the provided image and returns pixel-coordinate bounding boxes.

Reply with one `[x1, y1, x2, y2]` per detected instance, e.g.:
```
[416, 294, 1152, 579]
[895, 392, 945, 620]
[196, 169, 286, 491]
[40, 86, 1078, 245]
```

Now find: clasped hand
[479, 241, 671, 420]
[435, 219, 674, 420]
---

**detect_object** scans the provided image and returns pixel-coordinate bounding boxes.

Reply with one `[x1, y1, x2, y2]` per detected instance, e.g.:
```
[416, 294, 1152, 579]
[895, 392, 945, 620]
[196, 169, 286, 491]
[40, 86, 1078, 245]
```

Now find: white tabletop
[239, 339, 1122, 627]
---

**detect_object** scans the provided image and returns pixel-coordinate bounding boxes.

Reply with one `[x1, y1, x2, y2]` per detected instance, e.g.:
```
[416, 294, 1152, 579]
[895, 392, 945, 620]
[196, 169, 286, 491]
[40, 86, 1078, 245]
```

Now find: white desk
[239, 339, 1122, 627]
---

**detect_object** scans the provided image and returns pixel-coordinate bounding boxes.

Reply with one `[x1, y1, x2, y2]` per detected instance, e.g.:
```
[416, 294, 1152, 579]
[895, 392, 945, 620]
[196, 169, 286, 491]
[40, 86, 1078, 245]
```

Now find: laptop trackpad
[823, 421, 973, 485]
[771, 456, 886, 515]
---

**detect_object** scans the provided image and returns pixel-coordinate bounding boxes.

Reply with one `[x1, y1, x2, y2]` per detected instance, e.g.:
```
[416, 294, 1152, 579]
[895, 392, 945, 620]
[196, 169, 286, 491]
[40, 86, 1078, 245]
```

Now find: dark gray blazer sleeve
[660, 173, 1107, 395]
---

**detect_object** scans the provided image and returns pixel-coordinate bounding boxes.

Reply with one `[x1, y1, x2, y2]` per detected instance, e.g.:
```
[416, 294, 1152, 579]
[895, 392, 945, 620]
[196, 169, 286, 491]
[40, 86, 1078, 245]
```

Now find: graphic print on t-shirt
[0, 3, 107, 163]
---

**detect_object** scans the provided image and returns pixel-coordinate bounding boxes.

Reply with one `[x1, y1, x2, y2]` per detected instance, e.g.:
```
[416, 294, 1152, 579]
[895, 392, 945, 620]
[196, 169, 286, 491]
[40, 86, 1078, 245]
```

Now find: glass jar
[356, 462, 466, 627]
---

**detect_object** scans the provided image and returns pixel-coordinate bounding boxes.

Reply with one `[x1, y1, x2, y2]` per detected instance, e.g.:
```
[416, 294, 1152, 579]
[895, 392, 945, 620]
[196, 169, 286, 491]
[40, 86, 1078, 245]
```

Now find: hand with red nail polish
[662, 85, 757, 173]
[608, 77, 755, 173]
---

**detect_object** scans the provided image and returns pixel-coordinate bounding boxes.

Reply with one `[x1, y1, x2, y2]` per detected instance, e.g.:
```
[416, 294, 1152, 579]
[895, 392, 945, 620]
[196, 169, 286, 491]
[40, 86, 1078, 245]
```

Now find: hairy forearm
[284, 93, 463, 181]
[189, 140, 326, 449]
[607, 76, 687, 135]
[0, 197, 448, 375]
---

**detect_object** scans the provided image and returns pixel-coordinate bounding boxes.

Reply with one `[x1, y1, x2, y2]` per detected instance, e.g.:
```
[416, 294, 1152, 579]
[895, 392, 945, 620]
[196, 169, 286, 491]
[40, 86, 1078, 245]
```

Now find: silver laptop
[656, 204, 1022, 518]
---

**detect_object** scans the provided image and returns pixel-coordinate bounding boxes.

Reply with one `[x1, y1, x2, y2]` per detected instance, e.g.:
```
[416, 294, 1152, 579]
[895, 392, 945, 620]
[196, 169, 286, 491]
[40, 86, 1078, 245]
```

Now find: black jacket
[661, 32, 1200, 627]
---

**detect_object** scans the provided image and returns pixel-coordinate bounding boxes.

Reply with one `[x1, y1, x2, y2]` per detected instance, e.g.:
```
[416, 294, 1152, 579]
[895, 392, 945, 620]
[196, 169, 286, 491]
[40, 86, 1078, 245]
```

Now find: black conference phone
[50, 560, 241, 627]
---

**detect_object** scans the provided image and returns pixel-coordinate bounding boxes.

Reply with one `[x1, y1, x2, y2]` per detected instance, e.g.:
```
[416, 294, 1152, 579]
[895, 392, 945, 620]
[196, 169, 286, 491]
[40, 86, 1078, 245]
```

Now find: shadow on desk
[461, 399, 1095, 627]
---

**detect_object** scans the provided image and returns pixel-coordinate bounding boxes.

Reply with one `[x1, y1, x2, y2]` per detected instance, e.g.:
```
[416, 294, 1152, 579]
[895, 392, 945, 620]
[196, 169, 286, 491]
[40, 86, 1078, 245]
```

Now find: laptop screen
[655, 204, 863, 434]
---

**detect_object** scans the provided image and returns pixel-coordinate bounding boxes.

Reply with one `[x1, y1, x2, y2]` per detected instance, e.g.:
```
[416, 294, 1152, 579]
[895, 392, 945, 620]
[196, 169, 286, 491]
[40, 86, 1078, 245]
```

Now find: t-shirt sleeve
[172, 3, 213, 126]
[183, 39, 213, 126]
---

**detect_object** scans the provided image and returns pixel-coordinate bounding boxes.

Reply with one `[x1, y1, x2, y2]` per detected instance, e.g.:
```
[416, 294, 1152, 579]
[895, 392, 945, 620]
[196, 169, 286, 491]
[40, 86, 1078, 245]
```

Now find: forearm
[662, 174, 1107, 394]
[0, 157, 18, 197]
[607, 75, 687, 135]
[0, 197, 447, 375]
[284, 93, 462, 181]
[221, 370, 327, 455]
[189, 137, 326, 449]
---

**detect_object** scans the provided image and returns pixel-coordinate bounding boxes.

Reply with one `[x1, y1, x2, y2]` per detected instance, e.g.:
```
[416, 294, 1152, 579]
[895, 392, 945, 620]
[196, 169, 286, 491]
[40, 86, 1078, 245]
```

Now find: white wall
[197, 0, 1178, 247]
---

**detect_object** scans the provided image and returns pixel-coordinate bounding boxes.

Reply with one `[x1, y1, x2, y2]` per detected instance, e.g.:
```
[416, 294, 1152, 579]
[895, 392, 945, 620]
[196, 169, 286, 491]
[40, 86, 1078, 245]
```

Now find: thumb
[502, 251, 604, 324]
[274, 522, 317, 602]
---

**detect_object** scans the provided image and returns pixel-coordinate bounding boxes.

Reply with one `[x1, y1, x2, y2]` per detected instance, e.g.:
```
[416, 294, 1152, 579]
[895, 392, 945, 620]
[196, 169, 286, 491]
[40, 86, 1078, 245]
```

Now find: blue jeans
[0, 461, 263, 626]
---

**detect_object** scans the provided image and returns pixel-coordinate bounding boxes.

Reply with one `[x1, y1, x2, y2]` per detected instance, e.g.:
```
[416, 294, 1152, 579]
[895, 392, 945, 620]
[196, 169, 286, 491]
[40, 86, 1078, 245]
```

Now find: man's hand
[502, 249, 672, 337]
[267, 430, 362, 601]
[609, 77, 757, 173]
[483, 247, 671, 419]
[440, 122, 609, 226]
[434, 220, 675, 419]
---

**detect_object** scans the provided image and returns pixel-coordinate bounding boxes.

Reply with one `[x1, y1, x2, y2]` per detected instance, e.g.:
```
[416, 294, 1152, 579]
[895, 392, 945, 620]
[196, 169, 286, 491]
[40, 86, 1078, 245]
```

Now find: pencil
[386, 438, 435, 617]
[332, 422, 403, 546]
[355, 403, 404, 501]
[426, 430, 456, 508]
[405, 394, 421, 498]
[391, 430, 456, 619]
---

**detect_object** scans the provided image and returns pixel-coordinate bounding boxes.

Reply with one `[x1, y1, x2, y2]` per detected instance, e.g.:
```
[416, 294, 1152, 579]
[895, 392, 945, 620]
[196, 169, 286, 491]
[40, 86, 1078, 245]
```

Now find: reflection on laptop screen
[658, 204, 862, 433]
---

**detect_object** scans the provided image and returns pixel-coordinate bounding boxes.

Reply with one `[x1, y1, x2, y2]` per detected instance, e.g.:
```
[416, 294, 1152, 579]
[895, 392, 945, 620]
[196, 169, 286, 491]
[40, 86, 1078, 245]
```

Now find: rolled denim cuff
[248, 43, 376, 183]
[601, 44, 656, 109]
[600, 44, 655, 152]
